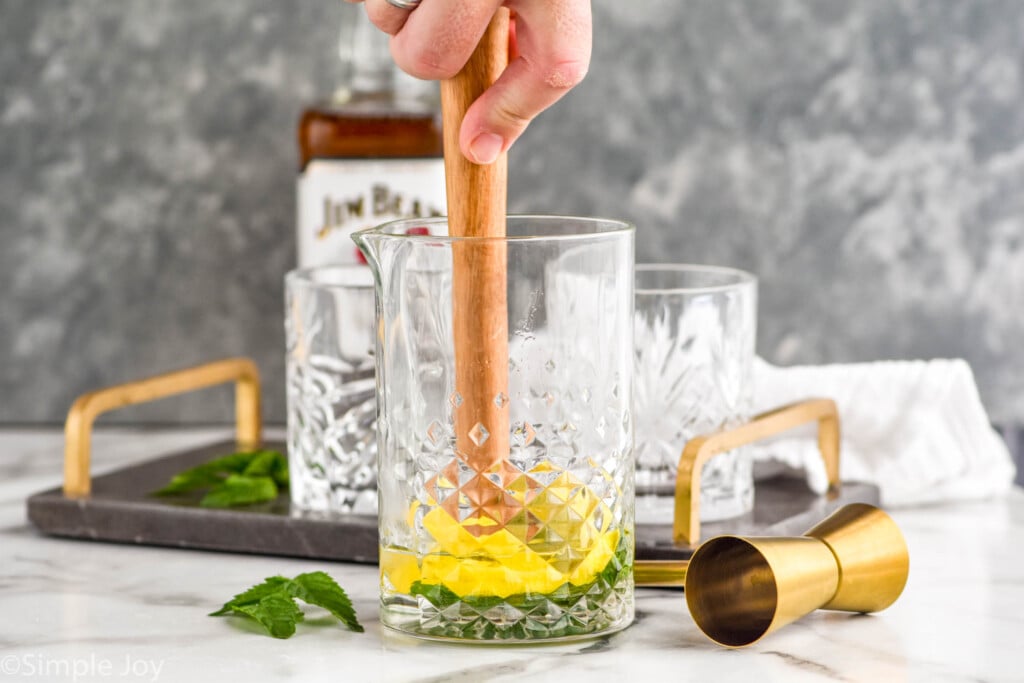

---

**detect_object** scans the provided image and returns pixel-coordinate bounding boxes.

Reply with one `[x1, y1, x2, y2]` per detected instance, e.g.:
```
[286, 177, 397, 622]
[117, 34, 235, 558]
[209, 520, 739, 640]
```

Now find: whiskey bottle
[296, 9, 445, 267]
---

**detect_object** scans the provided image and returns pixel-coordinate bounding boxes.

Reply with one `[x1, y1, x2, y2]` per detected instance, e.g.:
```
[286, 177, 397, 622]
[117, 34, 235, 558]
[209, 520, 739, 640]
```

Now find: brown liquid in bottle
[298, 99, 443, 171]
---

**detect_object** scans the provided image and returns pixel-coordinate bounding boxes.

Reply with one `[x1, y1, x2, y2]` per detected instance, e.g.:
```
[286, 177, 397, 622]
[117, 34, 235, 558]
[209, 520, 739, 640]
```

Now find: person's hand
[346, 0, 592, 165]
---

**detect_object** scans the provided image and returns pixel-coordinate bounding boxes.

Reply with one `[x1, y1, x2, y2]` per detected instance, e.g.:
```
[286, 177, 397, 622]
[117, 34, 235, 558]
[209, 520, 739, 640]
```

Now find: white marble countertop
[1, 427, 1021, 683]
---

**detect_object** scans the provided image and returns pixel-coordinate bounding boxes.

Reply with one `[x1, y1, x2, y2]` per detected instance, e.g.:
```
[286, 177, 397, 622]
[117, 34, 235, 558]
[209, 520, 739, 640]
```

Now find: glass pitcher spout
[351, 228, 383, 279]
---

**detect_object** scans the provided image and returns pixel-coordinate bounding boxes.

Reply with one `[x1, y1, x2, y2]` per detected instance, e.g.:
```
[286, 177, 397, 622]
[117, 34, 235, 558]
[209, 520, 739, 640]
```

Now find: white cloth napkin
[750, 358, 1017, 507]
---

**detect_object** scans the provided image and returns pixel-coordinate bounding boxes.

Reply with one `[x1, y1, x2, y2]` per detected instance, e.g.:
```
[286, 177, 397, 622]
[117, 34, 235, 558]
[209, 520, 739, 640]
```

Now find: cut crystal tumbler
[285, 265, 378, 513]
[633, 264, 757, 524]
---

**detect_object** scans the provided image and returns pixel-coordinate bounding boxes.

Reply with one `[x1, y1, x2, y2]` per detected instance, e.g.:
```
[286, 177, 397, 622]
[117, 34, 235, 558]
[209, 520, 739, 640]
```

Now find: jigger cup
[683, 503, 909, 647]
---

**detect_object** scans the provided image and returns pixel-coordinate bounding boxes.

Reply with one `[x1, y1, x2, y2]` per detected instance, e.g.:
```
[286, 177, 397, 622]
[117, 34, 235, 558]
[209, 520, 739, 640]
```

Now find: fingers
[367, 0, 592, 164]
[389, 0, 504, 80]
[364, 0, 416, 35]
[459, 0, 591, 163]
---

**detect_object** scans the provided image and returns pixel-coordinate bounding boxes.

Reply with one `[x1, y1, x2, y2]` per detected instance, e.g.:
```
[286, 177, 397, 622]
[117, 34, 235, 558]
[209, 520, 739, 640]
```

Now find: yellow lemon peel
[382, 470, 621, 598]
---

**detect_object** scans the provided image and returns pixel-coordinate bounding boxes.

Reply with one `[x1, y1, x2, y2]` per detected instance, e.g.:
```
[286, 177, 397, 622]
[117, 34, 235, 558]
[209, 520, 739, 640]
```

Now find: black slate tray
[27, 439, 879, 563]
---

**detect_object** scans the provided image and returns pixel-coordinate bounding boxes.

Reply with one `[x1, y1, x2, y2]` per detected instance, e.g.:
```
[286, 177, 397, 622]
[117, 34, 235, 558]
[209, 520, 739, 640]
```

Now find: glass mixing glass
[355, 216, 635, 642]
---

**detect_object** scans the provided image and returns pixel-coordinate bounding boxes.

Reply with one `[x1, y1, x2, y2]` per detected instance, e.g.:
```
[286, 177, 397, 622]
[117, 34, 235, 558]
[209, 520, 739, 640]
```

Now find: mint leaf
[410, 580, 461, 609]
[153, 472, 218, 496]
[241, 450, 283, 478]
[406, 536, 633, 640]
[243, 449, 289, 487]
[150, 448, 288, 508]
[270, 452, 290, 487]
[229, 593, 304, 639]
[152, 450, 276, 496]
[287, 571, 364, 633]
[199, 474, 278, 508]
[209, 576, 290, 616]
[211, 572, 363, 639]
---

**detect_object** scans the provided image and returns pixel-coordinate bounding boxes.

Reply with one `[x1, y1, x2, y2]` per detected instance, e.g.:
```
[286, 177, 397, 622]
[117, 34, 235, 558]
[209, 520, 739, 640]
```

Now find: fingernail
[469, 133, 504, 165]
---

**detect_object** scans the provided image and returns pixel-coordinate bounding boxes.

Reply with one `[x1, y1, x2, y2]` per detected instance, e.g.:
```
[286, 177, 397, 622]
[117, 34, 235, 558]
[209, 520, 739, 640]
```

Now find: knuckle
[493, 99, 533, 129]
[365, 5, 404, 34]
[541, 59, 589, 91]
[403, 49, 459, 80]
[364, 3, 388, 24]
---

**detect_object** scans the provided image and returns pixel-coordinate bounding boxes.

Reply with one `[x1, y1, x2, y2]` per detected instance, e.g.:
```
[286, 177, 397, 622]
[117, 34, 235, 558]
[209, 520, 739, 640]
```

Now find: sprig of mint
[210, 572, 363, 638]
[408, 537, 632, 640]
[151, 449, 289, 508]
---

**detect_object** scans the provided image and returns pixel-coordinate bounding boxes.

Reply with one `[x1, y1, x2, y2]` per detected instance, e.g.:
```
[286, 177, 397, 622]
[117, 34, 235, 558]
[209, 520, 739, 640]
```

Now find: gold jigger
[684, 503, 909, 647]
[634, 503, 910, 647]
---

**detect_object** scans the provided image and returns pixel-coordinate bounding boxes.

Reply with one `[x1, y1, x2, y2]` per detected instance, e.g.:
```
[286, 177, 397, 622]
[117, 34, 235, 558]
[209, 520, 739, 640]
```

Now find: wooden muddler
[440, 9, 511, 474]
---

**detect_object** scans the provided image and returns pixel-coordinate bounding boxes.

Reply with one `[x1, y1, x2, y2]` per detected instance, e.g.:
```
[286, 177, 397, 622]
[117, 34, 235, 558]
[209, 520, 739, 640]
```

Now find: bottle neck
[332, 10, 437, 110]
[345, 13, 393, 96]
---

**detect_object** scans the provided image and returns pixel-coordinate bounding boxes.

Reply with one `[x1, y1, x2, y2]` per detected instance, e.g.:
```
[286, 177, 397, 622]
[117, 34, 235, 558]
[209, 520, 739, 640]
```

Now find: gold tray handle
[673, 397, 841, 546]
[64, 357, 262, 498]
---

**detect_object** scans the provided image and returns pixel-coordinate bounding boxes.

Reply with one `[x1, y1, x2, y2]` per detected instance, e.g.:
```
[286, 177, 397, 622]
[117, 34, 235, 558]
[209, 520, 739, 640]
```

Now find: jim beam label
[297, 158, 446, 267]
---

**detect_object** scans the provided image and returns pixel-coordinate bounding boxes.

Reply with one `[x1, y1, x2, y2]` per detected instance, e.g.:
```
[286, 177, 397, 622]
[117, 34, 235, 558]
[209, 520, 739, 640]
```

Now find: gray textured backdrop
[2, 0, 1022, 426]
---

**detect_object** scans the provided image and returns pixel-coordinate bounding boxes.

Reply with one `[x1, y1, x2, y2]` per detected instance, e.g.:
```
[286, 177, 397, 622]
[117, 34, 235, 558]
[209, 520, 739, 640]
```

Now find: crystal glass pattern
[633, 265, 757, 524]
[285, 265, 378, 513]
[355, 216, 635, 642]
